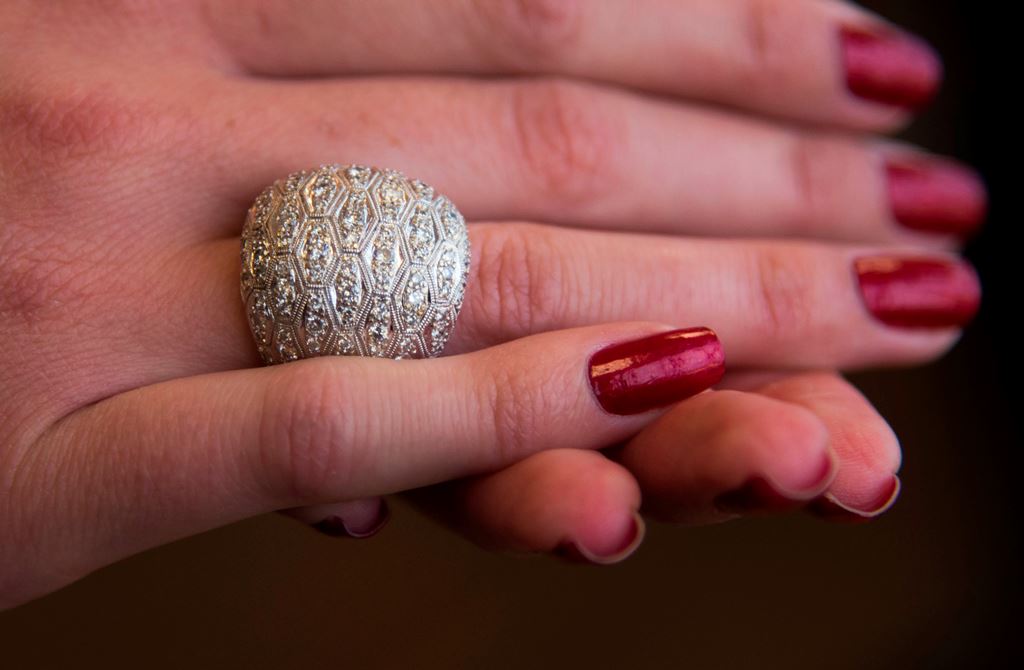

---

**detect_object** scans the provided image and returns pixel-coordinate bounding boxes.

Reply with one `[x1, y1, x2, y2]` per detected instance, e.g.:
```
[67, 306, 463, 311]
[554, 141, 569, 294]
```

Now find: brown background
[1, 0, 1017, 667]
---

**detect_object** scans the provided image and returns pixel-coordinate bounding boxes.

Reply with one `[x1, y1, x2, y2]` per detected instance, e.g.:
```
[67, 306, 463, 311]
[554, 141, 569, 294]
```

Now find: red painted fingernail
[555, 512, 646, 566]
[855, 256, 980, 329]
[714, 451, 838, 515]
[588, 328, 725, 416]
[887, 158, 988, 236]
[840, 26, 942, 110]
[312, 501, 391, 539]
[810, 476, 901, 523]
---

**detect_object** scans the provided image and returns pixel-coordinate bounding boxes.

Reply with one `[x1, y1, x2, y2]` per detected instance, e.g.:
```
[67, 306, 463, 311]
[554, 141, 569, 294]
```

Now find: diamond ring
[240, 165, 470, 363]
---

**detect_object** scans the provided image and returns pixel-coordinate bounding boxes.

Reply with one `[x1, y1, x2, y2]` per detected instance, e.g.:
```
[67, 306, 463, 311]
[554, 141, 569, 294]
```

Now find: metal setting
[240, 165, 470, 363]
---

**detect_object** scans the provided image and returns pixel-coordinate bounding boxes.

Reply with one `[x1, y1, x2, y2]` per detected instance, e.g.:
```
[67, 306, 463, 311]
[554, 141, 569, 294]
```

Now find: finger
[614, 389, 836, 525]
[735, 372, 903, 521]
[206, 0, 939, 129]
[149, 227, 978, 388]
[405, 449, 645, 565]
[3, 323, 721, 606]
[211, 78, 985, 242]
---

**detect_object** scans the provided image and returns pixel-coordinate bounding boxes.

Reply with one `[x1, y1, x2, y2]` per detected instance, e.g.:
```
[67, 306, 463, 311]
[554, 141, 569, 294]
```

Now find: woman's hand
[0, 0, 984, 607]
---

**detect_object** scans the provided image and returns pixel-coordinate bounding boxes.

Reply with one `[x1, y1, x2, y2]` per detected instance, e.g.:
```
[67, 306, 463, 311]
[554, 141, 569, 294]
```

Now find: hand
[0, 0, 983, 607]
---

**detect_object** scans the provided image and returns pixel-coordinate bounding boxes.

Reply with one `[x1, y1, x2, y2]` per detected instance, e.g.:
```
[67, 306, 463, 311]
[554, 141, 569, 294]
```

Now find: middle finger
[207, 77, 984, 244]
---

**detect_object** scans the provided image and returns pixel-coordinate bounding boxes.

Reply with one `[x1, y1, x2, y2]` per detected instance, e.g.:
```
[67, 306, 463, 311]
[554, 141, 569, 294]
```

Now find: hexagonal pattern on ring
[240, 165, 471, 363]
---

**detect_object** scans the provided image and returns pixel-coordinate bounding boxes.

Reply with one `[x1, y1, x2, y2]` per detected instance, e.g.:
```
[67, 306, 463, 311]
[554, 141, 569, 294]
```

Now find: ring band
[240, 165, 470, 363]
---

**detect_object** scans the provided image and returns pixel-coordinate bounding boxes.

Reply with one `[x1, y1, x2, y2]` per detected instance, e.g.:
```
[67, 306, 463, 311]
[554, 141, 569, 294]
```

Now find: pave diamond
[399, 268, 430, 329]
[302, 221, 336, 283]
[334, 254, 364, 329]
[437, 197, 464, 240]
[405, 203, 437, 263]
[344, 165, 373, 189]
[368, 223, 402, 293]
[274, 201, 301, 252]
[273, 322, 300, 362]
[365, 296, 393, 356]
[303, 167, 341, 216]
[338, 190, 370, 251]
[374, 172, 409, 223]
[433, 243, 462, 304]
[302, 292, 331, 354]
[271, 259, 298, 319]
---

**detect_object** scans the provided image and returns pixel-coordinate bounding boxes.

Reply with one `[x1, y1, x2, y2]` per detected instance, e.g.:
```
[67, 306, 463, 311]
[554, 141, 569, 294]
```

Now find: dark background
[1, 0, 1017, 667]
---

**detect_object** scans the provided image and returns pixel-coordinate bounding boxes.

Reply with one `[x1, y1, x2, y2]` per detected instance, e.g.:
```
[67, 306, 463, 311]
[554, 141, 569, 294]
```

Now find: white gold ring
[240, 165, 470, 363]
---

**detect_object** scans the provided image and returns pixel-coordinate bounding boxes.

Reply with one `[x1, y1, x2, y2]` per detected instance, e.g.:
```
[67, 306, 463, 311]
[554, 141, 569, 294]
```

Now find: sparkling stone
[303, 293, 331, 354]
[273, 323, 300, 362]
[274, 201, 301, 252]
[437, 197, 464, 240]
[334, 255, 364, 329]
[433, 244, 462, 303]
[244, 225, 273, 290]
[427, 309, 453, 356]
[410, 179, 434, 201]
[303, 167, 341, 216]
[280, 171, 309, 195]
[338, 190, 370, 250]
[400, 269, 430, 329]
[251, 187, 275, 227]
[396, 335, 420, 359]
[405, 203, 437, 263]
[335, 333, 358, 356]
[272, 259, 298, 319]
[344, 165, 373, 189]
[248, 290, 273, 347]
[368, 223, 402, 293]
[302, 221, 335, 283]
[375, 173, 409, 222]
[365, 296, 393, 356]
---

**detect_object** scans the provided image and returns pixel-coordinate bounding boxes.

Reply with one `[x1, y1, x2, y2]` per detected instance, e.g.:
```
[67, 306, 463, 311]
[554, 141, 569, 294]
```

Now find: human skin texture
[0, 0, 984, 609]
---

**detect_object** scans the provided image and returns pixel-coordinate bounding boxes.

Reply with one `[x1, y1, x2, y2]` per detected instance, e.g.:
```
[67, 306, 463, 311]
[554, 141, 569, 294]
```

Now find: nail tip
[558, 512, 646, 566]
[312, 503, 391, 539]
[812, 476, 901, 522]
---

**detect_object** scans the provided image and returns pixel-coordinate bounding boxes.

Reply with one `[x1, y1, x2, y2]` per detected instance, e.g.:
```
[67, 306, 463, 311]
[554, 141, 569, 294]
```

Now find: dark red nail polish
[555, 512, 645, 566]
[714, 452, 837, 515]
[312, 502, 390, 539]
[589, 328, 724, 416]
[810, 476, 901, 523]
[840, 26, 942, 109]
[887, 159, 988, 236]
[855, 256, 980, 329]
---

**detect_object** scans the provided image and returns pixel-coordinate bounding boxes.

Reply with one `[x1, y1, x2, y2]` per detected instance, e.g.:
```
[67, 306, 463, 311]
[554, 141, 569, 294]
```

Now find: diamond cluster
[240, 165, 470, 363]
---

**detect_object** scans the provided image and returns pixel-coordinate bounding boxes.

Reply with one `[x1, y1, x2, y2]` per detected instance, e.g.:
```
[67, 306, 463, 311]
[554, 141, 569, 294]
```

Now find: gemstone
[400, 268, 430, 329]
[375, 173, 409, 222]
[303, 167, 341, 216]
[302, 221, 335, 283]
[334, 255, 364, 329]
[405, 203, 437, 263]
[338, 190, 369, 250]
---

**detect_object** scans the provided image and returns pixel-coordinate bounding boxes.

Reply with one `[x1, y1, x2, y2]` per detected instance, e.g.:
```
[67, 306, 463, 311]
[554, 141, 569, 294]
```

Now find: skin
[0, 0, 980, 608]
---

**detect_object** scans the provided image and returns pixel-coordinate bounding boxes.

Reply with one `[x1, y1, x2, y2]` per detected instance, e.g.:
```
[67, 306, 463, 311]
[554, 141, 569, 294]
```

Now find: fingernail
[714, 450, 838, 515]
[840, 26, 942, 110]
[810, 476, 901, 523]
[555, 512, 646, 566]
[589, 327, 725, 416]
[855, 256, 980, 329]
[887, 158, 988, 236]
[312, 501, 391, 539]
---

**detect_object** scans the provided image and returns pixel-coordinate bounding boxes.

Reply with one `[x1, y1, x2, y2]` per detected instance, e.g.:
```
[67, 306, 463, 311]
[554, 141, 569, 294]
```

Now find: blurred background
[1, 0, 1016, 667]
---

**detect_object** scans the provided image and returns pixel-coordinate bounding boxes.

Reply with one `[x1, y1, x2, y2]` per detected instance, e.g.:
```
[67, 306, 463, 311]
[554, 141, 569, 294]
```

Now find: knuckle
[508, 80, 620, 206]
[478, 356, 545, 465]
[466, 224, 566, 344]
[2, 88, 148, 164]
[785, 134, 867, 235]
[735, 0, 799, 92]
[749, 246, 821, 341]
[259, 364, 360, 502]
[477, 0, 584, 68]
